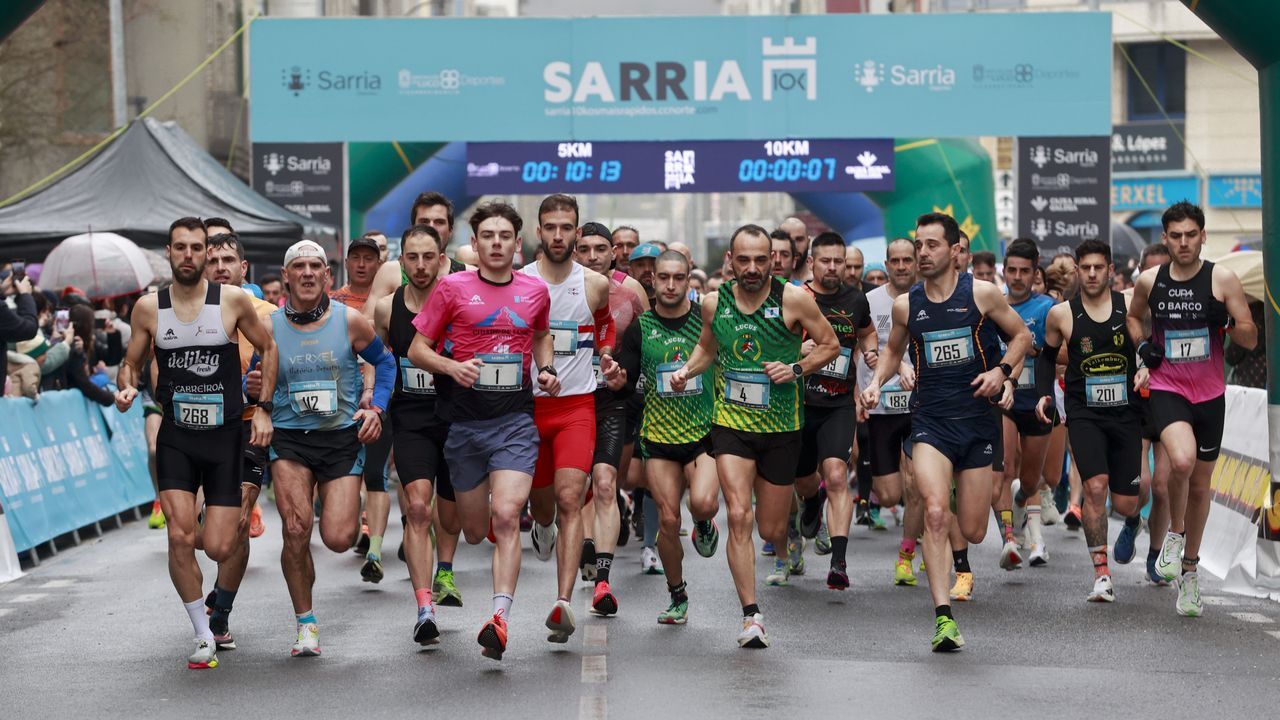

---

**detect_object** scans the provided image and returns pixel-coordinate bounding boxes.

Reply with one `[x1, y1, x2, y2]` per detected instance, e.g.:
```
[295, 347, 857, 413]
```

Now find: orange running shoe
[478, 612, 508, 661]
[249, 504, 266, 538]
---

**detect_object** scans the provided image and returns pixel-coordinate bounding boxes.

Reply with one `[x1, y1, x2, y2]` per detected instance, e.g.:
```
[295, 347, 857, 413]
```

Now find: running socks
[900, 538, 917, 556]
[438, 561, 453, 573]
[185, 598, 214, 642]
[742, 603, 760, 618]
[492, 593, 514, 618]
[800, 487, 826, 531]
[830, 536, 849, 565]
[669, 581, 688, 604]
[952, 548, 971, 574]
[368, 535, 384, 560]
[1026, 505, 1043, 545]
[596, 553, 614, 584]
[935, 604, 953, 620]
[296, 611, 317, 626]
[209, 586, 237, 631]
[642, 492, 659, 549]
[1182, 555, 1199, 575]
[1124, 514, 1141, 529]
[1089, 545, 1109, 578]
[415, 587, 434, 612]
[998, 510, 1015, 542]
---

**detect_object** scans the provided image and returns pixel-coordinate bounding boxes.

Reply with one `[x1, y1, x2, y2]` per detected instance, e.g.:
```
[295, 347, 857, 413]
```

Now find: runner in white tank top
[523, 261, 598, 396]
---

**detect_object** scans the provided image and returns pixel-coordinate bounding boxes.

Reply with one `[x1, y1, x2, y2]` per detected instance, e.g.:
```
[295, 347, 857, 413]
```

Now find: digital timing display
[464, 139, 895, 195]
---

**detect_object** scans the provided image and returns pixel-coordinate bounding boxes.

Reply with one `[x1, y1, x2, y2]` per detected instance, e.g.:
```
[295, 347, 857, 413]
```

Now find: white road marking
[0, 608, 12, 618]
[1265, 630, 1280, 641]
[581, 654, 608, 683]
[1228, 612, 1274, 624]
[1201, 596, 1238, 606]
[40, 579, 74, 589]
[10, 593, 47, 603]
[585, 624, 607, 647]
[579, 696, 607, 720]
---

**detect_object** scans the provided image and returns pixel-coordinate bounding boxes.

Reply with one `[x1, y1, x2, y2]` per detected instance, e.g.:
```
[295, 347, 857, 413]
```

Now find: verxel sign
[465, 139, 895, 195]
[249, 14, 1111, 142]
[1016, 136, 1111, 255]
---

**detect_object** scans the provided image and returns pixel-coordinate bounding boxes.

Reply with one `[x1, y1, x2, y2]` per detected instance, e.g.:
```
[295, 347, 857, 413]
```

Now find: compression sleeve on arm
[358, 335, 396, 411]
[1036, 344, 1059, 399]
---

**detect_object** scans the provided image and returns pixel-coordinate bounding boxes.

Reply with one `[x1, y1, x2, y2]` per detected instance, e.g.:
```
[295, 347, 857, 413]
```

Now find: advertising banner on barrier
[249, 13, 1112, 142]
[0, 392, 154, 553]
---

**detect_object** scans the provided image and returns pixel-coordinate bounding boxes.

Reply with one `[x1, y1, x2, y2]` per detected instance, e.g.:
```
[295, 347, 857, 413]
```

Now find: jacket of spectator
[1, 292, 38, 344]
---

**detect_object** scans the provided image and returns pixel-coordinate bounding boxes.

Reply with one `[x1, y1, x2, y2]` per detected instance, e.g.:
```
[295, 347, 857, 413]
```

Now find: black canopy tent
[0, 118, 338, 271]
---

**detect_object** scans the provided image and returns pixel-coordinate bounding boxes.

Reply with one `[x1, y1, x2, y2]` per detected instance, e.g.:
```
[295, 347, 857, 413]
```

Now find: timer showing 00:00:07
[521, 160, 622, 183]
[738, 157, 837, 183]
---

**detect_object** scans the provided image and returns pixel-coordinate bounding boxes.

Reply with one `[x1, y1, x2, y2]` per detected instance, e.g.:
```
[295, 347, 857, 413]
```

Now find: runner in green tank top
[668, 225, 840, 650]
[618, 251, 722, 626]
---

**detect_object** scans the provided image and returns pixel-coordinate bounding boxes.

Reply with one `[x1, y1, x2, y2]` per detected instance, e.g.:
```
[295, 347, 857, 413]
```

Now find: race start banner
[249, 13, 1111, 142]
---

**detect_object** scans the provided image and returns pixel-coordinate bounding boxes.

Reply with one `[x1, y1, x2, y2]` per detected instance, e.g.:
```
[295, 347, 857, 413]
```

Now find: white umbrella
[41, 231, 156, 299]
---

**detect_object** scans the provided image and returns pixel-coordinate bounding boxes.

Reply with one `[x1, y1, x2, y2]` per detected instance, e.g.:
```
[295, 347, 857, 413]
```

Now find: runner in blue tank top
[860, 212, 1032, 653]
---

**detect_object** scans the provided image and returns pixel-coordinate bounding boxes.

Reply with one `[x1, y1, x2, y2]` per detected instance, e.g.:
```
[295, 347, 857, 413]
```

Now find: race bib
[1085, 374, 1128, 408]
[475, 353, 522, 392]
[657, 361, 701, 397]
[173, 392, 224, 429]
[880, 383, 911, 415]
[550, 320, 579, 356]
[1017, 363, 1035, 390]
[289, 380, 338, 416]
[399, 357, 435, 396]
[815, 346, 853, 380]
[724, 370, 769, 409]
[593, 356, 605, 389]
[1164, 328, 1210, 364]
[923, 328, 974, 368]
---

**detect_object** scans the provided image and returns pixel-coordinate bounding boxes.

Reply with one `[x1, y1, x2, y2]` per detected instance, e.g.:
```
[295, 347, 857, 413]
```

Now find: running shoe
[187, 638, 218, 669]
[786, 531, 806, 576]
[531, 519, 557, 562]
[478, 613, 507, 660]
[1039, 489, 1061, 525]
[580, 540, 597, 582]
[869, 506, 887, 531]
[1146, 553, 1171, 586]
[657, 596, 688, 625]
[798, 488, 826, 538]
[854, 499, 871, 526]
[1063, 503, 1083, 531]
[355, 523, 370, 555]
[148, 501, 166, 530]
[211, 623, 236, 651]
[766, 558, 791, 586]
[737, 613, 769, 649]
[999, 540, 1023, 571]
[1175, 571, 1203, 617]
[931, 616, 964, 652]
[641, 546, 663, 575]
[1114, 522, 1139, 565]
[1155, 533, 1184, 582]
[814, 522, 832, 555]
[760, 541, 776, 557]
[248, 504, 265, 538]
[826, 564, 850, 591]
[1028, 543, 1049, 567]
[545, 599, 576, 643]
[949, 571, 974, 602]
[1087, 575, 1116, 603]
[414, 608, 440, 645]
[433, 568, 463, 607]
[591, 581, 619, 617]
[360, 556, 384, 584]
[291, 622, 320, 657]
[692, 519, 720, 558]
[1011, 479, 1026, 539]
[895, 551, 918, 587]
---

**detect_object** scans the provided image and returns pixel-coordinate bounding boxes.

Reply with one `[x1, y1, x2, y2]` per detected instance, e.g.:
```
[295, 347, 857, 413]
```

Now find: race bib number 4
[880, 384, 911, 414]
[399, 357, 435, 396]
[289, 380, 338, 416]
[173, 392, 224, 429]
[815, 346, 853, 380]
[1164, 328, 1210, 364]
[923, 328, 974, 368]
[475, 353, 522, 392]
[1085, 374, 1127, 408]
[724, 371, 769, 409]
[550, 320, 579, 356]
[657, 361, 701, 397]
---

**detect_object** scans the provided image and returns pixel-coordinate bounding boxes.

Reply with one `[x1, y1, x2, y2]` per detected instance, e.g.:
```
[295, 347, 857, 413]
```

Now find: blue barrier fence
[0, 390, 154, 553]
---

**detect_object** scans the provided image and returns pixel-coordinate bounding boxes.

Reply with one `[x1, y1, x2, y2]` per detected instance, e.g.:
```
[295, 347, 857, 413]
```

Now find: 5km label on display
[465, 139, 894, 194]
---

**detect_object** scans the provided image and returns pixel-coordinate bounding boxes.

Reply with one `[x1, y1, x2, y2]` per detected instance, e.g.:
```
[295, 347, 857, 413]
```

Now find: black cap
[347, 236, 381, 256]
[580, 221, 611, 240]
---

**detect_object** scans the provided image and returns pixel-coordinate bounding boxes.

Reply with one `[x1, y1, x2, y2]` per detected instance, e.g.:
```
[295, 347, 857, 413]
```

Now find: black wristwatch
[998, 362, 1013, 378]
[791, 363, 804, 378]
[539, 364, 558, 377]
[257, 400, 274, 414]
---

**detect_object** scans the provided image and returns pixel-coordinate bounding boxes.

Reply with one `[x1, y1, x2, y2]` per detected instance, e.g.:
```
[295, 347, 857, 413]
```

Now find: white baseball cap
[283, 240, 327, 268]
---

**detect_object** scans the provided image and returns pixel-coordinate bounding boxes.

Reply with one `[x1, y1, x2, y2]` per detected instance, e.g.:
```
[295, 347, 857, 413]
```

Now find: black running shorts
[710, 425, 801, 486]
[157, 420, 242, 507]
[392, 422, 454, 502]
[796, 404, 855, 477]
[1148, 390, 1225, 462]
[594, 406, 627, 468]
[641, 435, 710, 466]
[1067, 415, 1142, 496]
[867, 412, 913, 477]
[270, 425, 365, 483]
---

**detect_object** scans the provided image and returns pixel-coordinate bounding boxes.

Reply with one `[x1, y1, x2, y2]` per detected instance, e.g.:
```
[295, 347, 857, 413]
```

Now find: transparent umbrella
[40, 231, 156, 300]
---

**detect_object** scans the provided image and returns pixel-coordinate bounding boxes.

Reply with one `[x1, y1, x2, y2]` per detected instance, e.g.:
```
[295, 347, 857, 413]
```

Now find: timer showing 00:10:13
[738, 157, 836, 183]
[521, 160, 622, 183]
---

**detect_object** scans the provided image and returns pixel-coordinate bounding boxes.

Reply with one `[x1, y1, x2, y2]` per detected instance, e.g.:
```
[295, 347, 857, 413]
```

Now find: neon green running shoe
[657, 596, 688, 625]
[148, 505, 166, 530]
[895, 551, 918, 586]
[433, 568, 463, 607]
[931, 615, 964, 652]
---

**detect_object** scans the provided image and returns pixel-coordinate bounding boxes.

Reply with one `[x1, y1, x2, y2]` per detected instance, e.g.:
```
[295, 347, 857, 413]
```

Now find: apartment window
[1126, 42, 1186, 121]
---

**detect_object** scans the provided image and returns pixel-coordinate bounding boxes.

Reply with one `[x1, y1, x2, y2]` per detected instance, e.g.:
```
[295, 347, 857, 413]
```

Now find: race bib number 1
[922, 328, 974, 368]
[475, 353, 522, 392]
[724, 370, 769, 409]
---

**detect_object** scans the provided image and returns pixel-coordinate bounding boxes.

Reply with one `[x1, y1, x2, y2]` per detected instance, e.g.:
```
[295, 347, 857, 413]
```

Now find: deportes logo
[400, 68, 505, 96]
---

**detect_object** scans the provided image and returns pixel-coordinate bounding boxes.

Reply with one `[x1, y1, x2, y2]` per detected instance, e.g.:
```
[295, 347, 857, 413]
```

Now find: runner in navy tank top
[860, 212, 1031, 653]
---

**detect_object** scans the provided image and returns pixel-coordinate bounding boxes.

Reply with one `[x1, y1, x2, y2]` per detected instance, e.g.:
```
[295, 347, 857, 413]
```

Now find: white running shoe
[187, 638, 218, 669]
[765, 558, 791, 587]
[291, 622, 320, 657]
[1175, 571, 1203, 617]
[999, 540, 1023, 571]
[545, 599, 576, 643]
[531, 519, 557, 562]
[1155, 532, 1184, 582]
[1011, 479, 1026, 543]
[1039, 489, 1062, 525]
[1028, 543, 1049, 566]
[737, 612, 769, 649]
[1087, 575, 1116, 603]
[641, 546, 663, 575]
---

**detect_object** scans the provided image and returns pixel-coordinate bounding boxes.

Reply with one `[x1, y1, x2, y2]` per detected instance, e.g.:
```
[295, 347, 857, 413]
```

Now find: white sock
[185, 598, 213, 642]
[493, 593, 513, 618]
[1026, 506, 1043, 545]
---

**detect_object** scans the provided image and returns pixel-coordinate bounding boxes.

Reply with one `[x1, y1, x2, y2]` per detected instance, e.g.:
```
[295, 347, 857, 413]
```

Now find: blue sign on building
[1111, 174, 1201, 212]
[1208, 174, 1262, 209]
[249, 14, 1111, 142]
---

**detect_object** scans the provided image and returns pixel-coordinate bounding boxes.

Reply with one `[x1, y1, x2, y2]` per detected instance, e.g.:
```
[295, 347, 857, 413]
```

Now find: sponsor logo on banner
[398, 68, 506, 96]
[855, 60, 955, 93]
[849, 151, 891, 181]
[281, 66, 382, 95]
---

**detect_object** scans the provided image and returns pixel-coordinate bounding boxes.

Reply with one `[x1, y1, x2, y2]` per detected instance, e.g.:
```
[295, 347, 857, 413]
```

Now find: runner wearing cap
[408, 201, 558, 661]
[626, 241, 663, 572]
[114, 217, 278, 670]
[268, 238, 396, 657]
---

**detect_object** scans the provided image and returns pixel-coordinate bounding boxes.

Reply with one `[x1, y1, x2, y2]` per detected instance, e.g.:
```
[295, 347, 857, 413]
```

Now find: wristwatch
[257, 400, 274, 414]
[998, 362, 1014, 378]
[791, 363, 804, 378]
[539, 364, 558, 377]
